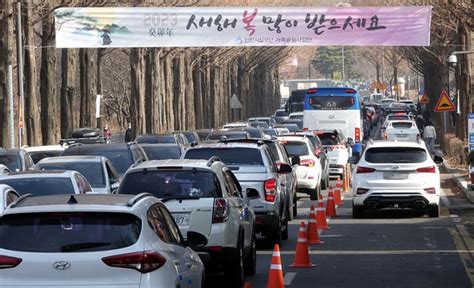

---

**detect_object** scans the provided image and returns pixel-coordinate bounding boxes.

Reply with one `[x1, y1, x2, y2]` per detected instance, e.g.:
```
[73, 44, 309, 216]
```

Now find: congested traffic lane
[207, 180, 472, 287]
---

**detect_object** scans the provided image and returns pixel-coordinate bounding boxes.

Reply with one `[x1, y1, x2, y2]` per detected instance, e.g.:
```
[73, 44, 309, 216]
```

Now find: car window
[391, 122, 414, 129]
[317, 133, 339, 146]
[105, 161, 119, 181]
[147, 206, 174, 243]
[29, 151, 63, 164]
[5, 191, 19, 206]
[0, 212, 141, 252]
[280, 141, 309, 157]
[119, 169, 221, 198]
[365, 147, 427, 163]
[184, 147, 264, 166]
[158, 205, 183, 244]
[136, 135, 176, 144]
[24, 153, 35, 169]
[141, 146, 182, 160]
[223, 170, 241, 197]
[0, 177, 76, 195]
[0, 154, 21, 171]
[37, 162, 106, 188]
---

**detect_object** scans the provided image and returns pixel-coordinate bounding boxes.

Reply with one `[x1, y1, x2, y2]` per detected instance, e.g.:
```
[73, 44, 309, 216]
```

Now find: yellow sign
[434, 90, 455, 112]
[420, 92, 429, 104]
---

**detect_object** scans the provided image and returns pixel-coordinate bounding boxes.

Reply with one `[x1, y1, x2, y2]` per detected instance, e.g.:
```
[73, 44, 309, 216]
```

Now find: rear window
[0, 212, 141, 252]
[36, 162, 105, 188]
[0, 154, 21, 171]
[119, 170, 220, 198]
[275, 111, 288, 117]
[136, 135, 176, 144]
[207, 132, 248, 140]
[387, 116, 410, 121]
[63, 148, 133, 176]
[365, 147, 427, 163]
[142, 146, 181, 160]
[29, 151, 63, 164]
[280, 141, 309, 157]
[308, 96, 355, 110]
[184, 148, 264, 165]
[391, 122, 413, 129]
[0, 177, 76, 195]
[317, 133, 339, 146]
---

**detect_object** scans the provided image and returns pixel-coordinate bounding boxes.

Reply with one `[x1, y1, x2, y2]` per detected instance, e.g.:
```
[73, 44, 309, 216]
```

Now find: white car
[118, 158, 257, 286]
[0, 184, 19, 214]
[315, 130, 351, 180]
[221, 122, 249, 130]
[350, 140, 443, 218]
[384, 120, 420, 142]
[278, 136, 322, 200]
[0, 194, 206, 287]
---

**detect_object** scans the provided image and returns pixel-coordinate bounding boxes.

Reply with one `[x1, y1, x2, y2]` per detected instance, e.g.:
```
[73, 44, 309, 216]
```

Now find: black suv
[62, 143, 148, 176]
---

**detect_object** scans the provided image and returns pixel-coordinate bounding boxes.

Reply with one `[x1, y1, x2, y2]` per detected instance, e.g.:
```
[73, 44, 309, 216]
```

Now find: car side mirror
[246, 188, 260, 199]
[433, 155, 444, 165]
[291, 156, 300, 166]
[278, 163, 292, 174]
[348, 156, 359, 165]
[186, 231, 208, 249]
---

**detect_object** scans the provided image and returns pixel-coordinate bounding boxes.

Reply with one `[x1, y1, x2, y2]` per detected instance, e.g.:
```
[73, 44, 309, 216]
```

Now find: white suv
[350, 140, 443, 218]
[118, 158, 257, 287]
[0, 194, 206, 287]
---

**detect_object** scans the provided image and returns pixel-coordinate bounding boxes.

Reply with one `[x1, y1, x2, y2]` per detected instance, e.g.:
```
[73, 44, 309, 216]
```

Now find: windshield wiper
[161, 195, 201, 203]
[61, 242, 112, 252]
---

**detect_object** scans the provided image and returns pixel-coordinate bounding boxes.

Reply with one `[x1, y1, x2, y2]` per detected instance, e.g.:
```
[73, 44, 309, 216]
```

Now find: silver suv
[118, 158, 257, 287]
[182, 141, 293, 246]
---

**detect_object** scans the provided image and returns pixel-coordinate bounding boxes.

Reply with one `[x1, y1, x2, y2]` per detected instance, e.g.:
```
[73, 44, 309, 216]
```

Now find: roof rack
[126, 193, 155, 207]
[9, 193, 33, 208]
[217, 138, 267, 146]
[207, 156, 222, 167]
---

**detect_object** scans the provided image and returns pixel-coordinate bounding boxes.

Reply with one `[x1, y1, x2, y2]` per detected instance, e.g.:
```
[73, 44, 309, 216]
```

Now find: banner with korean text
[54, 6, 432, 48]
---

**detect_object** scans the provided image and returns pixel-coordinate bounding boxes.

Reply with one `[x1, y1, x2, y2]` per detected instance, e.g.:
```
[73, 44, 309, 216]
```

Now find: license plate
[396, 134, 408, 138]
[173, 213, 190, 226]
[383, 172, 408, 180]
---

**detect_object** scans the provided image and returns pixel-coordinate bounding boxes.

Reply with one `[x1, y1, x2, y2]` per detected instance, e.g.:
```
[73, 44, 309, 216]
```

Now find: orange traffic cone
[267, 244, 284, 288]
[318, 189, 323, 201]
[244, 282, 252, 288]
[334, 181, 343, 206]
[307, 205, 324, 244]
[316, 199, 330, 230]
[290, 222, 316, 268]
[326, 189, 337, 217]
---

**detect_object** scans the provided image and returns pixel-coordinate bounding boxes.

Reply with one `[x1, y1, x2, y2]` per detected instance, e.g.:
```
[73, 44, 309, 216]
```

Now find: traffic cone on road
[325, 189, 337, 217]
[334, 181, 343, 206]
[316, 199, 330, 230]
[244, 283, 252, 288]
[307, 205, 324, 244]
[290, 222, 316, 268]
[318, 189, 323, 201]
[267, 244, 284, 288]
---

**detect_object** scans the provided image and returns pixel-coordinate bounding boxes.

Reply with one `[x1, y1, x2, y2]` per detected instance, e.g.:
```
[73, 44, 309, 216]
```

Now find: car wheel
[321, 174, 327, 190]
[287, 195, 293, 221]
[310, 184, 320, 201]
[244, 232, 257, 276]
[427, 204, 440, 218]
[265, 219, 282, 247]
[225, 237, 244, 288]
[352, 204, 364, 218]
[281, 215, 289, 240]
[292, 190, 298, 217]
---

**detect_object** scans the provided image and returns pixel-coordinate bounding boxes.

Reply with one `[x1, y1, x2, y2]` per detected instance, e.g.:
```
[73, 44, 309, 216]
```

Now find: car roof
[186, 141, 265, 149]
[130, 159, 224, 171]
[0, 149, 23, 154]
[64, 144, 132, 152]
[138, 143, 180, 148]
[22, 145, 64, 152]
[38, 155, 104, 164]
[2, 194, 159, 214]
[1, 170, 75, 179]
[365, 140, 425, 149]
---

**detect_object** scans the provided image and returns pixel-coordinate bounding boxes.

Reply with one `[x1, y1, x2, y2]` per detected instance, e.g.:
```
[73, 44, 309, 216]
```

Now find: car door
[149, 205, 202, 287]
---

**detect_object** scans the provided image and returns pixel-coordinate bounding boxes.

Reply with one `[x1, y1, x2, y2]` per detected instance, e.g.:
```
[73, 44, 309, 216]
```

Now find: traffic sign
[434, 90, 455, 112]
[230, 94, 243, 109]
[420, 92, 429, 104]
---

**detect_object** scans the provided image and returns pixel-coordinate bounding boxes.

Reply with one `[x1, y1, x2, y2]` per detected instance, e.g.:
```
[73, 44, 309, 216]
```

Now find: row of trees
[0, 0, 290, 147]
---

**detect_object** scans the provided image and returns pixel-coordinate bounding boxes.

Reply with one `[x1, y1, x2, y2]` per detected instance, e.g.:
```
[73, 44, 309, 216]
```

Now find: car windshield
[308, 96, 355, 110]
[391, 122, 414, 129]
[0, 212, 141, 252]
[0, 177, 76, 195]
[142, 146, 182, 160]
[184, 148, 264, 165]
[280, 141, 309, 157]
[135, 134, 176, 144]
[36, 162, 105, 188]
[0, 154, 21, 171]
[119, 170, 220, 198]
[275, 110, 288, 117]
[317, 133, 339, 146]
[365, 147, 427, 163]
[29, 151, 63, 164]
[388, 116, 410, 121]
[207, 132, 247, 140]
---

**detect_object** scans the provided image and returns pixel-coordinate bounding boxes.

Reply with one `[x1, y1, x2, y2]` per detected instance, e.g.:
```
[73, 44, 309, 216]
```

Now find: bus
[303, 87, 363, 155]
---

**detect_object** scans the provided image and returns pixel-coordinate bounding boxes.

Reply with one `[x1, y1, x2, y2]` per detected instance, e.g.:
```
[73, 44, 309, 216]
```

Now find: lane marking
[257, 250, 472, 255]
[284, 272, 297, 286]
[319, 234, 344, 238]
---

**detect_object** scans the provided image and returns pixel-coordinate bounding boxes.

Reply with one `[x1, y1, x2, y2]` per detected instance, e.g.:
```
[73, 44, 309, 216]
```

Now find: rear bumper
[353, 190, 439, 209]
[297, 178, 317, 190]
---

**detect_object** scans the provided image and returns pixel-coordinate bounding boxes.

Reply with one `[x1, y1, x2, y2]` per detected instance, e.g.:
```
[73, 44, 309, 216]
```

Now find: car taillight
[424, 188, 436, 194]
[303, 128, 309, 131]
[314, 148, 322, 157]
[102, 251, 166, 273]
[355, 128, 361, 143]
[264, 178, 277, 202]
[356, 188, 369, 195]
[0, 255, 22, 269]
[416, 166, 436, 173]
[307, 89, 317, 94]
[356, 167, 376, 173]
[300, 159, 315, 167]
[213, 198, 229, 223]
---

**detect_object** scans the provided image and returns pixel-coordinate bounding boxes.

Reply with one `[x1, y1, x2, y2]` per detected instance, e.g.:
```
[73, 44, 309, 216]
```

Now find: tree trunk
[0, 0, 11, 147]
[129, 48, 147, 139]
[40, 4, 59, 145]
[185, 51, 195, 130]
[23, 0, 41, 145]
[96, 49, 104, 129]
[79, 49, 97, 128]
[60, 49, 77, 138]
[193, 59, 204, 129]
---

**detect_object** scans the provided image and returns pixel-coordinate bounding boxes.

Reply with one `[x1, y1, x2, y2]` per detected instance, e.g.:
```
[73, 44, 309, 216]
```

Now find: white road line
[319, 234, 343, 238]
[284, 272, 297, 286]
[257, 250, 472, 255]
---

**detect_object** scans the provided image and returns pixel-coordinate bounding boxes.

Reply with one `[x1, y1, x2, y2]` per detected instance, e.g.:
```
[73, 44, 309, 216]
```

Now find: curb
[453, 175, 474, 204]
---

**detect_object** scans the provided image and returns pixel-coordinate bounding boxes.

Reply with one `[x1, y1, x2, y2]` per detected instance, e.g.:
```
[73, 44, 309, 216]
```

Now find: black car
[0, 149, 35, 172]
[138, 143, 184, 160]
[62, 143, 148, 176]
[135, 133, 188, 145]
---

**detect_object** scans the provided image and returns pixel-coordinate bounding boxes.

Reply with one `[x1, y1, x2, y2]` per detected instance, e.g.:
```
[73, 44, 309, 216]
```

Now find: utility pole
[341, 46, 345, 85]
[16, 1, 24, 147]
